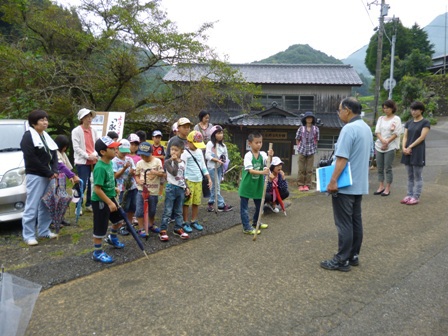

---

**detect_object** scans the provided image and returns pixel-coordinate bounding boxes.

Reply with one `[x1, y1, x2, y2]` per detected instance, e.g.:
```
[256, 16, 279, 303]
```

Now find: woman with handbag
[20, 110, 59, 246]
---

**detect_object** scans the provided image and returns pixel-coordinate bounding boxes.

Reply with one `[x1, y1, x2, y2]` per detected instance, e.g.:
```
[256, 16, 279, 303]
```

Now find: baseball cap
[210, 125, 223, 136]
[128, 133, 140, 143]
[136, 141, 152, 156]
[177, 117, 192, 126]
[119, 139, 131, 153]
[172, 122, 178, 132]
[152, 130, 163, 137]
[94, 136, 121, 153]
[77, 108, 96, 120]
[271, 156, 284, 166]
[187, 130, 206, 149]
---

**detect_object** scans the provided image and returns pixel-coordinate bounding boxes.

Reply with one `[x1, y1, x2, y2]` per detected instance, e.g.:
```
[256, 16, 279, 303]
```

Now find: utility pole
[387, 17, 397, 99]
[372, 0, 389, 125]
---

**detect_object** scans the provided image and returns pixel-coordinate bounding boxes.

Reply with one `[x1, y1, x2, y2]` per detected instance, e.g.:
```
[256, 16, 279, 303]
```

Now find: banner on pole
[92, 112, 126, 138]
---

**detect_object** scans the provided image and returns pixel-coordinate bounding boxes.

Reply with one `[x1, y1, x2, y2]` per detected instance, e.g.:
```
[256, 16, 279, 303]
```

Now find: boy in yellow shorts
[180, 131, 212, 232]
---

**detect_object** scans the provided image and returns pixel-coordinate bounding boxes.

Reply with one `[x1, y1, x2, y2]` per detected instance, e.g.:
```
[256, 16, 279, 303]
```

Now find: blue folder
[316, 162, 352, 192]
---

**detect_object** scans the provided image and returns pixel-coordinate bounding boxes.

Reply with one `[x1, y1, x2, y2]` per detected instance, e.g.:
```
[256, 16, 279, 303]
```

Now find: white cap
[172, 122, 178, 132]
[128, 133, 140, 143]
[271, 156, 284, 166]
[119, 139, 131, 153]
[77, 108, 96, 120]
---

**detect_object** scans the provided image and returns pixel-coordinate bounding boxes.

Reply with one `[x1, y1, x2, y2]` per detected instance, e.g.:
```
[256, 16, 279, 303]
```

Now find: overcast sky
[57, 0, 448, 62]
[161, 0, 448, 62]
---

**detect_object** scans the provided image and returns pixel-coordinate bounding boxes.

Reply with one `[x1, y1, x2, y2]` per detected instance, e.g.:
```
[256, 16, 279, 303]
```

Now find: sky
[57, 0, 448, 62]
[160, 0, 448, 62]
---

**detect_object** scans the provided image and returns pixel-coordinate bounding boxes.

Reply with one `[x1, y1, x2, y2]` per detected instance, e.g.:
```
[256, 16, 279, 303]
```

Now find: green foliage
[254, 44, 343, 64]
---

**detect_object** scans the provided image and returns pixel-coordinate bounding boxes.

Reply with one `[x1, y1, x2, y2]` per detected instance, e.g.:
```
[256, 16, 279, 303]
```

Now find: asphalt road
[26, 117, 448, 336]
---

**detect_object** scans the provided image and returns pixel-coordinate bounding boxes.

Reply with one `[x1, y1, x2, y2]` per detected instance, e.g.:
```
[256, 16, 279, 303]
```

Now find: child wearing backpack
[295, 111, 320, 191]
[205, 125, 233, 212]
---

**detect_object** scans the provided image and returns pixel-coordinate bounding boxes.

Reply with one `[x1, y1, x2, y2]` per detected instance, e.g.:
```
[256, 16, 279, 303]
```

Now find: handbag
[185, 149, 211, 198]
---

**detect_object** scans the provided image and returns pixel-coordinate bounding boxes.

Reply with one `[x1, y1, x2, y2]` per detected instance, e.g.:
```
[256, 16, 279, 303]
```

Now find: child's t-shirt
[135, 158, 163, 194]
[112, 156, 137, 192]
[92, 159, 116, 201]
[181, 148, 208, 183]
[238, 151, 267, 199]
[152, 144, 165, 166]
[164, 159, 187, 189]
[127, 153, 141, 165]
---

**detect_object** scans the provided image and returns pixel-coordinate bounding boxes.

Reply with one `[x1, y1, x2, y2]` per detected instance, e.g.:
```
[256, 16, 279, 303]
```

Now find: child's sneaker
[406, 197, 419, 205]
[207, 204, 214, 212]
[303, 186, 310, 191]
[252, 223, 268, 229]
[182, 222, 193, 233]
[119, 226, 129, 235]
[92, 251, 114, 264]
[191, 221, 203, 231]
[243, 228, 261, 235]
[218, 205, 233, 212]
[173, 228, 189, 239]
[149, 225, 161, 233]
[105, 235, 125, 249]
[138, 230, 148, 239]
[298, 186, 305, 191]
[159, 230, 169, 241]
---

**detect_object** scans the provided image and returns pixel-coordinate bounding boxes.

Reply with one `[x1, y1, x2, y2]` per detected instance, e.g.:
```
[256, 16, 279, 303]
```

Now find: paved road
[27, 118, 448, 336]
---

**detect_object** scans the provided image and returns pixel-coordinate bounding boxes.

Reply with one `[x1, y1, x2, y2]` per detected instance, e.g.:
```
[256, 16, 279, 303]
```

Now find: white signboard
[92, 112, 126, 138]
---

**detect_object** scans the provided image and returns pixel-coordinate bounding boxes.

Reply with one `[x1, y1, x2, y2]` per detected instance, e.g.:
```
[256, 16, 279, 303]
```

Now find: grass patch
[6, 263, 30, 271]
[76, 248, 95, 256]
[71, 232, 82, 244]
[49, 250, 65, 257]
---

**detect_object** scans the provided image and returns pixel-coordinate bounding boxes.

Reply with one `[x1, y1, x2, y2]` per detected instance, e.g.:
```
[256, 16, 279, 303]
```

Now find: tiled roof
[164, 63, 363, 86]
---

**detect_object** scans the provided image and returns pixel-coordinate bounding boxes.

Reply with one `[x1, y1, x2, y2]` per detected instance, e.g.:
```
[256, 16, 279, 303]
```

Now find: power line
[360, 0, 376, 27]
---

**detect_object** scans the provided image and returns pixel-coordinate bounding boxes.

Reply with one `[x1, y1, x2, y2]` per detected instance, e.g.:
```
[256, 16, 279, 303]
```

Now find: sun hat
[77, 108, 96, 120]
[172, 122, 178, 132]
[152, 130, 163, 137]
[94, 136, 120, 153]
[301, 111, 316, 125]
[271, 156, 284, 166]
[177, 117, 192, 126]
[119, 139, 131, 153]
[186, 130, 206, 149]
[136, 142, 152, 156]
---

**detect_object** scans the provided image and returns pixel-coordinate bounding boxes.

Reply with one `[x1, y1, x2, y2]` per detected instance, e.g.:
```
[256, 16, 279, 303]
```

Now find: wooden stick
[253, 143, 273, 241]
[214, 144, 219, 214]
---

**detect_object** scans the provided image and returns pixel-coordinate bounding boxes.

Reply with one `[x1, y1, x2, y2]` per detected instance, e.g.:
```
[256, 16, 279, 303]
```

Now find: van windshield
[0, 124, 26, 151]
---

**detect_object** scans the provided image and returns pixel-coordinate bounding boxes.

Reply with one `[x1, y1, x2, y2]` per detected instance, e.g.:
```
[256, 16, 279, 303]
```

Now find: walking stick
[214, 144, 219, 214]
[253, 143, 273, 241]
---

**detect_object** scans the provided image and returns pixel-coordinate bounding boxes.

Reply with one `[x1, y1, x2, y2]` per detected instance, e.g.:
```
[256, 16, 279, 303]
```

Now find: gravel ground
[0, 187, 296, 290]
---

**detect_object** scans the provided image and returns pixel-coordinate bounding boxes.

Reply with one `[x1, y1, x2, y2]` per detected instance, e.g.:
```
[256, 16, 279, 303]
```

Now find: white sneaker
[85, 205, 93, 212]
[26, 238, 38, 246]
[39, 232, 58, 239]
[272, 206, 280, 213]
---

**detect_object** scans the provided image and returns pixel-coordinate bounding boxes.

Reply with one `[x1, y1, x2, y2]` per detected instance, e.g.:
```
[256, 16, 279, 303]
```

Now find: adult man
[72, 108, 99, 212]
[321, 97, 373, 272]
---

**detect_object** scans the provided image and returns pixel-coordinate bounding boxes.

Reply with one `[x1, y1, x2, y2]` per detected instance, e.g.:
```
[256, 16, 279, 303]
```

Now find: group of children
[90, 117, 289, 264]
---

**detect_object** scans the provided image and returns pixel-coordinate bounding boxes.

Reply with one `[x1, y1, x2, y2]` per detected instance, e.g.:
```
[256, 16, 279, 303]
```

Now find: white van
[0, 119, 28, 222]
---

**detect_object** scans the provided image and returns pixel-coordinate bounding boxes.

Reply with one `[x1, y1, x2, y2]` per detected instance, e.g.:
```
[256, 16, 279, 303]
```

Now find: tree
[0, 0, 258, 134]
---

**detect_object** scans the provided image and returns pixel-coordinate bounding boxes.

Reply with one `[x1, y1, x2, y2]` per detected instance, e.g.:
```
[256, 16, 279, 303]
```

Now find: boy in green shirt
[91, 136, 125, 264]
[238, 132, 273, 235]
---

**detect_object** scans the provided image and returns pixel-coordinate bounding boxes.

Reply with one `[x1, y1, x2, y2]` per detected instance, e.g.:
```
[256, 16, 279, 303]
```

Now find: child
[54, 135, 81, 226]
[295, 111, 320, 191]
[112, 139, 137, 235]
[265, 157, 289, 213]
[134, 142, 164, 238]
[152, 130, 166, 197]
[127, 133, 141, 165]
[205, 125, 233, 212]
[238, 132, 273, 235]
[107, 131, 119, 141]
[91, 136, 125, 264]
[165, 118, 191, 160]
[159, 139, 190, 241]
[181, 130, 212, 232]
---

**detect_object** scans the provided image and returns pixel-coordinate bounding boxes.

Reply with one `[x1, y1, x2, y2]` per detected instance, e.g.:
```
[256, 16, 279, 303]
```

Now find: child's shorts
[135, 191, 159, 219]
[184, 180, 202, 206]
[119, 188, 137, 213]
[92, 198, 123, 238]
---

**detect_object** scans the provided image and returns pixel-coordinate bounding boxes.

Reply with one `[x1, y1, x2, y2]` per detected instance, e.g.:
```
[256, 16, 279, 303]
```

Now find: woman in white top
[193, 111, 213, 144]
[373, 100, 402, 196]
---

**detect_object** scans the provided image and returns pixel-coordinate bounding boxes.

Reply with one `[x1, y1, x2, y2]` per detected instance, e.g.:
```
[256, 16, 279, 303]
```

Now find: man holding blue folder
[320, 97, 373, 272]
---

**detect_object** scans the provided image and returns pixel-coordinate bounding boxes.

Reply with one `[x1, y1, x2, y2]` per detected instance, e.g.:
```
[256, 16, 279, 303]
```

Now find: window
[318, 135, 338, 149]
[299, 96, 314, 111]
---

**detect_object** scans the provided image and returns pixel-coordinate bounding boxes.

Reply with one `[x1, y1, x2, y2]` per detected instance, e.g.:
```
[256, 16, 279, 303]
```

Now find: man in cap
[72, 108, 99, 212]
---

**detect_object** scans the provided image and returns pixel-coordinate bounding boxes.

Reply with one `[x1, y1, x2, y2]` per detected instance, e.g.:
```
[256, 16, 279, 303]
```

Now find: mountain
[342, 12, 448, 76]
[253, 44, 343, 65]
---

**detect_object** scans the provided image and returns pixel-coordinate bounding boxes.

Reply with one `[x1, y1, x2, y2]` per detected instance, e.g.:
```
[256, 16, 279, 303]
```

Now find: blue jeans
[22, 175, 53, 241]
[135, 192, 158, 218]
[240, 197, 262, 231]
[332, 193, 363, 262]
[76, 164, 93, 207]
[161, 184, 185, 231]
[208, 166, 225, 207]
[405, 165, 424, 199]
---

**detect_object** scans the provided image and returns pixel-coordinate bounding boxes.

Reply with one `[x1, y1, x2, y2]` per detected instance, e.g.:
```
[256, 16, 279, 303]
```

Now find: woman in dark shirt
[400, 101, 431, 205]
[20, 110, 59, 246]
